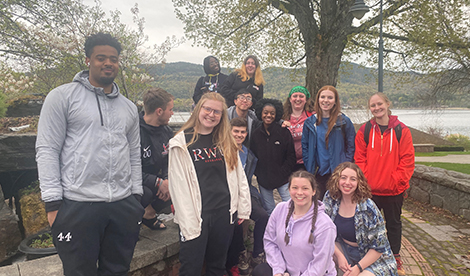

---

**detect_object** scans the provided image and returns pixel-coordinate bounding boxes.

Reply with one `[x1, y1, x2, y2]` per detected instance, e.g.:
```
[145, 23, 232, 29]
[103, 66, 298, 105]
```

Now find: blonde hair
[369, 92, 392, 117]
[177, 92, 239, 170]
[235, 55, 265, 86]
[314, 85, 341, 148]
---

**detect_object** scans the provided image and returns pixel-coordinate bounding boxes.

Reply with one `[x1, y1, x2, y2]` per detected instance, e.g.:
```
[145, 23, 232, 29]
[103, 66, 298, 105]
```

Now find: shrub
[0, 93, 7, 118]
[444, 134, 470, 151]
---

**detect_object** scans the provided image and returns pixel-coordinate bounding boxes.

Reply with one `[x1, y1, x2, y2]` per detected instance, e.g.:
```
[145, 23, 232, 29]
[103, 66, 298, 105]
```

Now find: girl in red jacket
[354, 92, 414, 275]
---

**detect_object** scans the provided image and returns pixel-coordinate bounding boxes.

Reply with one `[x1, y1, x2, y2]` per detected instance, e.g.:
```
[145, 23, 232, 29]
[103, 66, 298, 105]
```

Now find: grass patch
[416, 162, 470, 174]
[415, 151, 470, 157]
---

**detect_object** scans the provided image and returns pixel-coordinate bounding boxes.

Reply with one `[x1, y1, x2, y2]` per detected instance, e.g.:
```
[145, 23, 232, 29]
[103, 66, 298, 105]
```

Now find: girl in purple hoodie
[253, 170, 337, 276]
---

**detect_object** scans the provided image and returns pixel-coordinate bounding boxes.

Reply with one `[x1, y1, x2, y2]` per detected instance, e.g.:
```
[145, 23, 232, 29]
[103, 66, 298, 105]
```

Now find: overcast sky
[83, 0, 211, 64]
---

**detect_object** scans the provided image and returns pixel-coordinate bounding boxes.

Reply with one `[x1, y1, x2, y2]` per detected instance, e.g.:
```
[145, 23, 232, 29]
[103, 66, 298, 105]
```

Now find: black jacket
[139, 112, 174, 194]
[193, 56, 228, 104]
[220, 71, 264, 107]
[251, 123, 296, 190]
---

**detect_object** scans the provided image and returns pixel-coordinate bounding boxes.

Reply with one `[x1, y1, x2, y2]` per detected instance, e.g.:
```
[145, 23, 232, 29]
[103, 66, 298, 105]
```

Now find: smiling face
[290, 92, 307, 112]
[231, 126, 248, 147]
[261, 105, 276, 127]
[198, 99, 223, 134]
[245, 58, 256, 77]
[369, 94, 390, 120]
[289, 177, 315, 209]
[209, 57, 220, 74]
[86, 45, 119, 91]
[338, 168, 358, 197]
[234, 93, 253, 111]
[318, 90, 336, 116]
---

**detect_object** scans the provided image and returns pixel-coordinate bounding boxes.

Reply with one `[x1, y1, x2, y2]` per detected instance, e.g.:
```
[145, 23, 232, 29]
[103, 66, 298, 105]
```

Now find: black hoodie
[139, 112, 174, 193]
[193, 56, 228, 104]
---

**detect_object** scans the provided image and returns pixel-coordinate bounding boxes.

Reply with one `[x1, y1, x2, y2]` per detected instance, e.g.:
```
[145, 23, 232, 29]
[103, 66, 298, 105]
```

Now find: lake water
[170, 109, 470, 137]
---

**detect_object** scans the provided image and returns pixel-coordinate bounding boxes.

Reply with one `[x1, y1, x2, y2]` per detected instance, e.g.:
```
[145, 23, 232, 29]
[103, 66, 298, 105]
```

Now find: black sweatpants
[51, 196, 144, 276]
[372, 193, 404, 255]
[179, 208, 234, 276]
[142, 186, 172, 212]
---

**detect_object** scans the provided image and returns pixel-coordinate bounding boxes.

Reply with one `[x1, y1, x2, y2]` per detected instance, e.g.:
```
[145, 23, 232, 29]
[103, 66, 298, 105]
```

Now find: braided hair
[284, 170, 319, 245]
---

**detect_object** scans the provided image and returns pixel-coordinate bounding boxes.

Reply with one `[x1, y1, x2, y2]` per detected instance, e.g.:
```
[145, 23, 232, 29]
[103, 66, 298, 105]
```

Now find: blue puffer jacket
[301, 113, 356, 175]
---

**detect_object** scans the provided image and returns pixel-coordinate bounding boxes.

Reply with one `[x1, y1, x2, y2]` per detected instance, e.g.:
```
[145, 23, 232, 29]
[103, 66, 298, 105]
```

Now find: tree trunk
[305, 37, 347, 99]
[289, 0, 354, 100]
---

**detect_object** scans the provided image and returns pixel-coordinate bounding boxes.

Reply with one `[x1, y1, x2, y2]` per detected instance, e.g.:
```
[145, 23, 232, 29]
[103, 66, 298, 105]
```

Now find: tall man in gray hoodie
[36, 33, 144, 276]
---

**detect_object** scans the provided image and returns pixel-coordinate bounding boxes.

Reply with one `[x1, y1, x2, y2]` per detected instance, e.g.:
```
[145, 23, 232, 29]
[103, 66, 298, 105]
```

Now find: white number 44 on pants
[57, 232, 72, 242]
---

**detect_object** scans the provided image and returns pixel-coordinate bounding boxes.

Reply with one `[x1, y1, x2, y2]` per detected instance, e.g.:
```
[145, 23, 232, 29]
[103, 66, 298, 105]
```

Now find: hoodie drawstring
[371, 125, 376, 149]
[95, 93, 104, 126]
[389, 128, 394, 153]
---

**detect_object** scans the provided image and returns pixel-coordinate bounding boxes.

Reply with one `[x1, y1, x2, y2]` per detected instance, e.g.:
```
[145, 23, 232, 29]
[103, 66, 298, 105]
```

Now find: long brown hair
[284, 170, 319, 245]
[235, 55, 265, 86]
[314, 85, 341, 147]
[326, 162, 371, 203]
[177, 92, 239, 170]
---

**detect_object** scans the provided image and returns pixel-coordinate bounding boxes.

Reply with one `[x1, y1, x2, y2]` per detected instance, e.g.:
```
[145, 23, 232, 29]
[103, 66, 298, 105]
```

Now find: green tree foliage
[445, 134, 470, 151]
[1, 0, 182, 103]
[172, 0, 470, 99]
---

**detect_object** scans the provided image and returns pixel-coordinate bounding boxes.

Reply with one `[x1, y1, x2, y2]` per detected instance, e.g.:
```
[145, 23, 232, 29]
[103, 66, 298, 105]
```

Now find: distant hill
[146, 61, 469, 111]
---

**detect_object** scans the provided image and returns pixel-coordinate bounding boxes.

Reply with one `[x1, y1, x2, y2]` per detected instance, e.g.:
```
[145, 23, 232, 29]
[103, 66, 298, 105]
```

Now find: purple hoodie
[264, 200, 337, 276]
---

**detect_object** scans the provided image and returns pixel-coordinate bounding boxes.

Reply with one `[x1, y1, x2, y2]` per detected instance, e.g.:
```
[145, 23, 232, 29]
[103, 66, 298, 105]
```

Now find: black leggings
[372, 193, 404, 255]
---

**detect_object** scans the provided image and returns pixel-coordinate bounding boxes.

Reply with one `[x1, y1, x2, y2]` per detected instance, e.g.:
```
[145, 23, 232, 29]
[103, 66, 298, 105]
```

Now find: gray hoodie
[36, 71, 142, 204]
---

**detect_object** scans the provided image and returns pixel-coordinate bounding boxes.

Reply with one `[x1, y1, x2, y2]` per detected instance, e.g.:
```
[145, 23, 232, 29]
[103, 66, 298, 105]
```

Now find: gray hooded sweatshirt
[36, 71, 142, 204]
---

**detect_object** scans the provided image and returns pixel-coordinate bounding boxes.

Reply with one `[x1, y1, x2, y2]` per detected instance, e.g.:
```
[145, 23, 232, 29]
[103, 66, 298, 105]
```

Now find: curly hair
[84, 32, 122, 57]
[285, 170, 319, 245]
[326, 162, 371, 203]
[254, 98, 283, 123]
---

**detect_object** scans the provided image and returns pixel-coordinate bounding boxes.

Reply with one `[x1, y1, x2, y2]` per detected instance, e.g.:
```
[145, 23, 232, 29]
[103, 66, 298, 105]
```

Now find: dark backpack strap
[363, 121, 372, 146]
[394, 124, 402, 143]
[364, 121, 402, 146]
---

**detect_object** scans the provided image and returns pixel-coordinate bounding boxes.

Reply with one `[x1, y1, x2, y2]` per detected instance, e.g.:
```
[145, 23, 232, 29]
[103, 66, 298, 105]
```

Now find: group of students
[167, 54, 415, 276]
[35, 31, 415, 276]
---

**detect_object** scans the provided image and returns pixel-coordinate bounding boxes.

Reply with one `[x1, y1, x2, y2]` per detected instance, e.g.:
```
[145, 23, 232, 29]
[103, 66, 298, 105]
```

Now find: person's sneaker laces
[394, 254, 406, 275]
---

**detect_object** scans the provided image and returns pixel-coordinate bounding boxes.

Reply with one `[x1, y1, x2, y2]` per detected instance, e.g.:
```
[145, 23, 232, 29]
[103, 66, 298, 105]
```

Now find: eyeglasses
[237, 95, 252, 102]
[201, 106, 223, 116]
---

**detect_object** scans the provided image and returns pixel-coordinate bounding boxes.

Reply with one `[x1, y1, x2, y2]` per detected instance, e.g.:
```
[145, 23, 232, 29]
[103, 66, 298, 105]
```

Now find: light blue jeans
[258, 183, 290, 215]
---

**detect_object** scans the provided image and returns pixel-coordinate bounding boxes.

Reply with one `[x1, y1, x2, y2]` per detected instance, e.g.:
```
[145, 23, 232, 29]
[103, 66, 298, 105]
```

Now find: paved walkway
[400, 198, 470, 275]
[415, 155, 470, 164]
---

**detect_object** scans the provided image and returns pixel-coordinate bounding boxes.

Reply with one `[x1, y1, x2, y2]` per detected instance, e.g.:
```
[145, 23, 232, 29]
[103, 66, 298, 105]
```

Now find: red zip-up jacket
[354, 116, 415, 196]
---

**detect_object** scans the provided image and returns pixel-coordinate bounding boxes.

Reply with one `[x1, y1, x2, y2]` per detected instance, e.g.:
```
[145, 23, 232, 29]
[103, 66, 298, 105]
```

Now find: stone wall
[0, 187, 22, 263]
[0, 221, 181, 276]
[409, 165, 470, 220]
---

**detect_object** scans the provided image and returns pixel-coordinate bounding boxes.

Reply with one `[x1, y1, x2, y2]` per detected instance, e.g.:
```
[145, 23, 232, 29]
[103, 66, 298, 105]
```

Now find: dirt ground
[0, 116, 38, 134]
